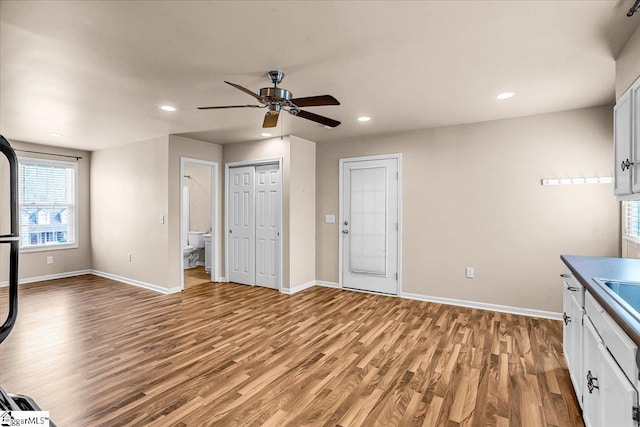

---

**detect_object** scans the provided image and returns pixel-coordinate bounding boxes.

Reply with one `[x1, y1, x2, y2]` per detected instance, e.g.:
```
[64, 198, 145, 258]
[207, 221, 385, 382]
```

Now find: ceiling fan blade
[293, 110, 341, 128]
[225, 81, 264, 102]
[290, 95, 340, 107]
[198, 105, 261, 110]
[263, 111, 279, 128]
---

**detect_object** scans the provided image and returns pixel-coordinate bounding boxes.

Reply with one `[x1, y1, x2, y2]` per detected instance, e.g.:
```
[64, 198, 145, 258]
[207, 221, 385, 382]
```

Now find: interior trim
[91, 270, 181, 295]
[0, 269, 91, 287]
[401, 291, 562, 320]
[281, 280, 316, 295]
[3, 271, 562, 320]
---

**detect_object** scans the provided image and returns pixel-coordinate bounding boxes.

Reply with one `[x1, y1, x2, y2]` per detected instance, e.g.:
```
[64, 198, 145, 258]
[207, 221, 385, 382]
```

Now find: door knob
[342, 229, 349, 234]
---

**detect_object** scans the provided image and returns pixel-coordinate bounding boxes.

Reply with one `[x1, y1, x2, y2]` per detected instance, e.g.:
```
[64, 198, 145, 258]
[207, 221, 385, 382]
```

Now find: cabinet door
[563, 282, 574, 360]
[598, 340, 639, 427]
[563, 275, 583, 404]
[616, 89, 633, 195]
[569, 296, 583, 406]
[582, 316, 602, 427]
[633, 82, 640, 193]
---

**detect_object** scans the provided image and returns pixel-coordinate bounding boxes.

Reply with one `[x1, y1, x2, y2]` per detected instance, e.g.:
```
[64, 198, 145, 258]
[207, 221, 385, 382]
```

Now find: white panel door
[342, 158, 398, 294]
[229, 166, 255, 285]
[255, 164, 280, 289]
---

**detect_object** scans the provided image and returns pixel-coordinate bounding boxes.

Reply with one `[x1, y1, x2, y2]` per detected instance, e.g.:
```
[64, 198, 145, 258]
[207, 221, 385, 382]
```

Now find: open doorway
[180, 157, 218, 290]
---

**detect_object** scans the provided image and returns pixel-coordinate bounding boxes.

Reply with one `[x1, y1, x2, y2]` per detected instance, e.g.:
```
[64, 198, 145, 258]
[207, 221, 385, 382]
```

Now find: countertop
[561, 255, 640, 348]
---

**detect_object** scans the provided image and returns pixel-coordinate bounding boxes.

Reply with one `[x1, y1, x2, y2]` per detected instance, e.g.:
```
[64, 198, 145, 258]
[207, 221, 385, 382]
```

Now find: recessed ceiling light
[261, 132, 272, 137]
[48, 132, 63, 137]
[160, 105, 177, 112]
[496, 92, 515, 100]
[357, 116, 371, 122]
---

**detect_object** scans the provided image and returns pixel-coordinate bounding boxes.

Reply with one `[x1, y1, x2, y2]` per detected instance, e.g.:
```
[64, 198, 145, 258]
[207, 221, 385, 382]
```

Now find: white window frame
[623, 200, 640, 245]
[18, 157, 79, 253]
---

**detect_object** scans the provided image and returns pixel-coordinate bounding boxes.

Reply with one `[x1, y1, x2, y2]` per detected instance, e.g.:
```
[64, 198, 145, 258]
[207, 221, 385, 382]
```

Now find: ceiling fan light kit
[198, 70, 341, 129]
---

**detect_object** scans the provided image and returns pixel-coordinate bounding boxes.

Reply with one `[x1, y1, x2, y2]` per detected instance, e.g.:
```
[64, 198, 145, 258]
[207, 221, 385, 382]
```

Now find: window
[623, 200, 640, 244]
[18, 158, 78, 251]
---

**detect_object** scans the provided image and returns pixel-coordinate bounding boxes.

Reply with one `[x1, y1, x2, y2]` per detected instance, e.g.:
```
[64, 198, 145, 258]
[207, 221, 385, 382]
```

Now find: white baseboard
[299, 281, 561, 320]
[400, 292, 562, 320]
[315, 280, 341, 289]
[1, 270, 560, 319]
[0, 269, 92, 287]
[196, 261, 205, 267]
[281, 280, 316, 295]
[91, 270, 181, 295]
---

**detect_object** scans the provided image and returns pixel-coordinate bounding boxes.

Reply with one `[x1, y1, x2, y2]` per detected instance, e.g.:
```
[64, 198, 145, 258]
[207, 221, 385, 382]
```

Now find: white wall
[91, 136, 171, 290]
[289, 136, 316, 287]
[223, 137, 291, 287]
[222, 136, 317, 289]
[316, 106, 619, 313]
[183, 163, 211, 233]
[168, 135, 223, 285]
[0, 140, 91, 283]
[616, 25, 640, 99]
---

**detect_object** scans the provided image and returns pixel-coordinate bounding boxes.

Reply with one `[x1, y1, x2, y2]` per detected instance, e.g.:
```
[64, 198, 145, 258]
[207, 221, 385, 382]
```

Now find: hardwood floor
[184, 266, 211, 288]
[0, 275, 583, 426]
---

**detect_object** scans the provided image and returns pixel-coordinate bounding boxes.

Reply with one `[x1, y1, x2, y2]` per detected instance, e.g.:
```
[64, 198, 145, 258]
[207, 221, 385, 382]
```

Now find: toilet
[183, 231, 205, 269]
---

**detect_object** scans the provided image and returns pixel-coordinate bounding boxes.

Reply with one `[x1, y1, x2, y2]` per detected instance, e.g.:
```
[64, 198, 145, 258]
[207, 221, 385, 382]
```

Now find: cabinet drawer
[585, 292, 638, 383]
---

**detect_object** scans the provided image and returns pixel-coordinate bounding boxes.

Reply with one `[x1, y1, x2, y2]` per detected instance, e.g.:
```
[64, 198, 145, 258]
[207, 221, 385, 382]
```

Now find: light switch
[325, 214, 335, 224]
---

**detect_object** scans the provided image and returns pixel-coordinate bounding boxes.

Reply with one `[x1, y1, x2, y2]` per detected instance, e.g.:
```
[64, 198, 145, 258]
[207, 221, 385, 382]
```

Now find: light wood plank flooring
[0, 275, 583, 426]
[184, 266, 211, 288]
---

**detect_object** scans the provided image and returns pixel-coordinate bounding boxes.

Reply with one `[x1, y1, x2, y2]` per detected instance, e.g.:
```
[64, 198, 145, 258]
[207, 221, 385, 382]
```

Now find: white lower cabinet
[582, 317, 601, 427]
[563, 272, 584, 405]
[582, 293, 639, 427]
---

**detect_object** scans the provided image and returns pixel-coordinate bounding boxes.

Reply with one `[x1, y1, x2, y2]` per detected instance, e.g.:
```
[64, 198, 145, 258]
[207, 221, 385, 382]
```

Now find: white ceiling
[1, 1, 639, 151]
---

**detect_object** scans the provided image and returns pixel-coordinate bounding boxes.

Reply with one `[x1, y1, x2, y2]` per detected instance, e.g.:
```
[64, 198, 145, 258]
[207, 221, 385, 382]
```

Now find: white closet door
[229, 166, 255, 285]
[255, 164, 280, 289]
[342, 158, 398, 294]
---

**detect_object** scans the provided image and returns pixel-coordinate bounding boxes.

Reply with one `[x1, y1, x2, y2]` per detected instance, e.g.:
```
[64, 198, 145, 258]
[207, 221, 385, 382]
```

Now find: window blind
[18, 158, 78, 250]
[623, 200, 640, 244]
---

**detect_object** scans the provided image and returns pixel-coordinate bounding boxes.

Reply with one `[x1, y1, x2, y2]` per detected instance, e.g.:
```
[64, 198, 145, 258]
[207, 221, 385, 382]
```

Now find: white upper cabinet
[633, 82, 640, 193]
[615, 89, 633, 196]
[615, 77, 640, 198]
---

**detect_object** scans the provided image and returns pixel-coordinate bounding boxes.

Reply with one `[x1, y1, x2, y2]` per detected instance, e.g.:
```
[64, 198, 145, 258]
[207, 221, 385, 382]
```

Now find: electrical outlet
[160, 215, 165, 224]
[46, 256, 53, 264]
[466, 267, 474, 278]
[128, 253, 132, 262]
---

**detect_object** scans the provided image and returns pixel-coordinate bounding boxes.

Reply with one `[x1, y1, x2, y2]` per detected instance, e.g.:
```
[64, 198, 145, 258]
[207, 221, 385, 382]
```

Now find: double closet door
[228, 163, 280, 289]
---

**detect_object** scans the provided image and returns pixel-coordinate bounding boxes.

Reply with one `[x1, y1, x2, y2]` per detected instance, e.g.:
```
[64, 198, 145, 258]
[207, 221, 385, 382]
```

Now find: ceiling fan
[198, 70, 341, 128]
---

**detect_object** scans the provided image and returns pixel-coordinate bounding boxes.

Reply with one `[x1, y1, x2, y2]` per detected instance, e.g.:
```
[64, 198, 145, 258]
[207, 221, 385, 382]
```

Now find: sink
[593, 278, 640, 315]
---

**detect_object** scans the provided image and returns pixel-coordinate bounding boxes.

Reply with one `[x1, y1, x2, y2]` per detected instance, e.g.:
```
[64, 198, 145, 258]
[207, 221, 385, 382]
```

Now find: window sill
[20, 243, 79, 254]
